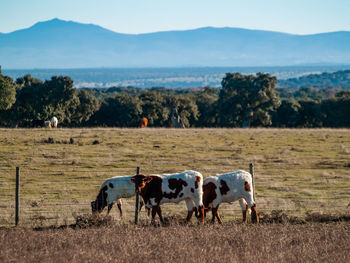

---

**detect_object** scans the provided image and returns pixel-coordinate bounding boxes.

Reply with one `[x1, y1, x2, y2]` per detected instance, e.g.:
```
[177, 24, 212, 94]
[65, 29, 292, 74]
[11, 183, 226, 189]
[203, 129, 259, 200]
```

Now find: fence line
[1, 164, 349, 227]
[1, 199, 348, 227]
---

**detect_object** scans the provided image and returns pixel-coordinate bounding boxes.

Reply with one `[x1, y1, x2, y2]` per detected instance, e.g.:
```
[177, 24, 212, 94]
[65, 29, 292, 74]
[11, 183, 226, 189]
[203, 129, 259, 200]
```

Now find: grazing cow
[44, 121, 51, 128]
[202, 170, 259, 224]
[51, 116, 58, 128]
[140, 117, 148, 128]
[91, 176, 144, 217]
[131, 170, 205, 224]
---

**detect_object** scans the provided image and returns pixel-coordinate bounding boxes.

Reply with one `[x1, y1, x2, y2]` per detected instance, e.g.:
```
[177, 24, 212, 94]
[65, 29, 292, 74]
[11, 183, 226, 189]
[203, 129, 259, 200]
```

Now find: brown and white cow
[91, 175, 144, 217]
[131, 170, 205, 224]
[202, 170, 259, 224]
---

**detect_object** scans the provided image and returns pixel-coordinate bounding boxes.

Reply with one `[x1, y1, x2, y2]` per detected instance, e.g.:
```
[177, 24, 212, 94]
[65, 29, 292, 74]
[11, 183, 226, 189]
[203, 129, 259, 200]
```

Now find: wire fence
[1, 166, 349, 228]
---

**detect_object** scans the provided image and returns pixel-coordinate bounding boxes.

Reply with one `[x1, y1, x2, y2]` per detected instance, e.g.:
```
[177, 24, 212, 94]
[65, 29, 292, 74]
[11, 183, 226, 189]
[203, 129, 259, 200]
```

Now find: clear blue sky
[1, 0, 349, 34]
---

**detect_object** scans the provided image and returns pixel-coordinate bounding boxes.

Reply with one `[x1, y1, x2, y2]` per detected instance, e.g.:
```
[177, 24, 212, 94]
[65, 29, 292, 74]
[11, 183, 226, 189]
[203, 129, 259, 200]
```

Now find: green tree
[70, 89, 100, 126]
[272, 99, 301, 127]
[172, 95, 199, 128]
[2, 75, 78, 127]
[139, 92, 171, 127]
[42, 76, 77, 123]
[194, 87, 218, 127]
[321, 96, 350, 127]
[4, 75, 45, 126]
[296, 99, 323, 127]
[90, 94, 142, 127]
[0, 73, 16, 111]
[218, 73, 281, 127]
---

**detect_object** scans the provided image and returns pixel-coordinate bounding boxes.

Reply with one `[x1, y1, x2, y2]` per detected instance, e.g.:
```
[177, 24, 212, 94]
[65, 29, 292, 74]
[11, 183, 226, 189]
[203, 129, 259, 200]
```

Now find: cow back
[142, 170, 203, 208]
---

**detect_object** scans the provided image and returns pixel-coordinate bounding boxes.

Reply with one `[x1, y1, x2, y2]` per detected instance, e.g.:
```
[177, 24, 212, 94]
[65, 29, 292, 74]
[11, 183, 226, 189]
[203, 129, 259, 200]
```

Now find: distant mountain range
[1, 18, 350, 69]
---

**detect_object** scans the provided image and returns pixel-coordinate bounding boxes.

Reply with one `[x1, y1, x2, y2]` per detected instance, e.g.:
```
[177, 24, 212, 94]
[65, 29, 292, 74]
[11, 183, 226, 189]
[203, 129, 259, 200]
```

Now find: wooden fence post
[15, 167, 20, 226]
[134, 167, 140, 224]
[249, 163, 255, 201]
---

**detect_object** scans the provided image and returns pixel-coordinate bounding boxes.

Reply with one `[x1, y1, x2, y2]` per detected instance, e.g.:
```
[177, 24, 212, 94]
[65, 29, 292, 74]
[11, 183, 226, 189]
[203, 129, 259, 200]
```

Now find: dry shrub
[31, 214, 48, 227]
[92, 140, 100, 145]
[259, 210, 350, 224]
[258, 210, 304, 224]
[42, 137, 71, 144]
[305, 211, 350, 223]
[73, 213, 113, 228]
[42, 137, 55, 144]
[162, 214, 189, 226]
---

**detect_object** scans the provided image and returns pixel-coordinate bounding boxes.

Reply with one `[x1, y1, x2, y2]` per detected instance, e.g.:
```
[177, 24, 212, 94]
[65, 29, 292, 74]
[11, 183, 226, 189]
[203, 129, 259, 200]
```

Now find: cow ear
[145, 176, 153, 183]
[130, 177, 135, 183]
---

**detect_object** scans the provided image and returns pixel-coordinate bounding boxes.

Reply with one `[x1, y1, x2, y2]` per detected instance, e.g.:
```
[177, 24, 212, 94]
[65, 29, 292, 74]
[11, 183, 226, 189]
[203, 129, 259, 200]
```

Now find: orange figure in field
[140, 117, 148, 128]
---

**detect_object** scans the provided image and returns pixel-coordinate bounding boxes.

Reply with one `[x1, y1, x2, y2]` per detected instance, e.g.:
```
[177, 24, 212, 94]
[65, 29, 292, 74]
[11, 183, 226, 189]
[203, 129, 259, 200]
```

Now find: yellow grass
[0, 128, 349, 227]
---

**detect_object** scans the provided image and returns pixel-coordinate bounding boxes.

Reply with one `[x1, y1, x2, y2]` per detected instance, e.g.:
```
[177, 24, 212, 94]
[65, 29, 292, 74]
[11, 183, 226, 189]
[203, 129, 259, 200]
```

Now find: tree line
[278, 70, 350, 89]
[0, 70, 349, 128]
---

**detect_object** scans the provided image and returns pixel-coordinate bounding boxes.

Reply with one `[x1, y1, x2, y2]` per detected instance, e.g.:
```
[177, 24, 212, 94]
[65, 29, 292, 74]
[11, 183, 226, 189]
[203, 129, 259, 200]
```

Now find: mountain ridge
[1, 18, 350, 69]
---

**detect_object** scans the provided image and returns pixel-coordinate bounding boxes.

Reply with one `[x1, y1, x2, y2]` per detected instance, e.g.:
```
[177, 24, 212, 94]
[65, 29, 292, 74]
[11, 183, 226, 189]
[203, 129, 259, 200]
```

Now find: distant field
[4, 65, 349, 89]
[0, 128, 349, 227]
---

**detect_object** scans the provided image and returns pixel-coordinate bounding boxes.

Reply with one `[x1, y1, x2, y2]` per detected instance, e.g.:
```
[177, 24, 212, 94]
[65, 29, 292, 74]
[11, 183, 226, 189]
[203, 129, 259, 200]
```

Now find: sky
[1, 0, 350, 35]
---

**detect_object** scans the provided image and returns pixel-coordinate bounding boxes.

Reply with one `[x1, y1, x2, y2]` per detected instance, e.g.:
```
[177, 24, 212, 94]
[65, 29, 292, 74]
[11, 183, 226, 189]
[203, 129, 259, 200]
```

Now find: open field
[0, 128, 350, 227]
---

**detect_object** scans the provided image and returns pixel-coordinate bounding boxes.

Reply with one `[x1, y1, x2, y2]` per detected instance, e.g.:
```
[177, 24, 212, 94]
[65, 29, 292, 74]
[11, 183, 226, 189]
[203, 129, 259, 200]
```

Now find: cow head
[130, 174, 152, 193]
[91, 185, 108, 213]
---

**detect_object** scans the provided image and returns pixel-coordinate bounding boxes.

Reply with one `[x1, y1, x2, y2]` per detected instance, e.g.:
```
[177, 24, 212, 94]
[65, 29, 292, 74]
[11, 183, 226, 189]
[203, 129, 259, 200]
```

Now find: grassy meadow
[0, 128, 349, 227]
[1, 128, 350, 262]
[0, 128, 350, 226]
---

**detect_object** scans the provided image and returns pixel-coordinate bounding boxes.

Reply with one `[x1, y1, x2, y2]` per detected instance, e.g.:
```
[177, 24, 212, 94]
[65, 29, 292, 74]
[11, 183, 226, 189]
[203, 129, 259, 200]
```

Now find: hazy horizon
[2, 18, 350, 36]
[1, 0, 350, 35]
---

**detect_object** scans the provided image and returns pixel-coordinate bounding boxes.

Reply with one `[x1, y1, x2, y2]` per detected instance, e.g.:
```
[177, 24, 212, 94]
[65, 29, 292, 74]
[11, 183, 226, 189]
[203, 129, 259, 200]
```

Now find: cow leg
[117, 203, 122, 218]
[203, 207, 209, 223]
[251, 204, 259, 224]
[139, 199, 144, 212]
[242, 204, 249, 224]
[243, 204, 248, 224]
[107, 203, 114, 215]
[239, 198, 249, 224]
[241, 194, 259, 224]
[215, 206, 223, 224]
[192, 197, 205, 225]
[151, 207, 157, 225]
[199, 205, 205, 224]
[211, 206, 218, 224]
[114, 199, 123, 218]
[156, 206, 164, 224]
[193, 207, 198, 218]
[185, 199, 195, 222]
[186, 210, 194, 222]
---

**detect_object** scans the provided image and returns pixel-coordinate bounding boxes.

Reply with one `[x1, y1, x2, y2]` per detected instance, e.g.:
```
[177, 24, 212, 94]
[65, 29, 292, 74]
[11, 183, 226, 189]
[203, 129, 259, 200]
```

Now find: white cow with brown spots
[91, 176, 143, 217]
[202, 170, 259, 224]
[131, 170, 205, 224]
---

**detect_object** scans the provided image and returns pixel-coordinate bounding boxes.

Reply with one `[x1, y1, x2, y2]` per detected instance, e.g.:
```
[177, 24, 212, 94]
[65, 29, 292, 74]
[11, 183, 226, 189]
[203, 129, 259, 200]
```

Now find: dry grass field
[1, 128, 350, 262]
[1, 223, 350, 263]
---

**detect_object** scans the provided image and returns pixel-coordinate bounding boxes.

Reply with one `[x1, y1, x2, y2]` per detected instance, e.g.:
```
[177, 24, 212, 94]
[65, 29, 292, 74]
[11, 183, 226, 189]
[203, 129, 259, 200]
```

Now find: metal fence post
[15, 167, 20, 226]
[134, 167, 140, 224]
